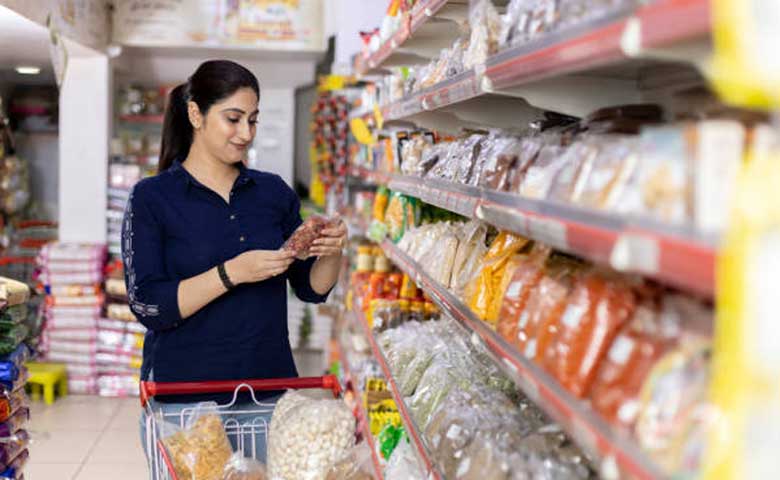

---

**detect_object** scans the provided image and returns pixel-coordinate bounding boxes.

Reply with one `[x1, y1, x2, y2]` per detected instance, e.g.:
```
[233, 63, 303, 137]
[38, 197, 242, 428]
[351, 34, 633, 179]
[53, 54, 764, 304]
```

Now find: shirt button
[239, 236, 245, 242]
[230, 214, 236, 220]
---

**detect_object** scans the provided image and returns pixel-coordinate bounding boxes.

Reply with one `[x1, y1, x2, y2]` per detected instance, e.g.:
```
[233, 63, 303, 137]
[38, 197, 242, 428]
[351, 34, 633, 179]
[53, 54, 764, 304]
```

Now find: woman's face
[191, 87, 259, 165]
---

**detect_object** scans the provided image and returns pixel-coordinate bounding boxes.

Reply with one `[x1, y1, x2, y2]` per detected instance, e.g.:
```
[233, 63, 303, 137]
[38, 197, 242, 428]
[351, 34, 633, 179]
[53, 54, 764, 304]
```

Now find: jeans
[140, 395, 281, 479]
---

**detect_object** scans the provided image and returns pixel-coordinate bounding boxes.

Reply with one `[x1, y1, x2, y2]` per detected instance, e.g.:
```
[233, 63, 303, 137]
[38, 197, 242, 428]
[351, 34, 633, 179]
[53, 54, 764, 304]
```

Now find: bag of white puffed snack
[268, 391, 356, 480]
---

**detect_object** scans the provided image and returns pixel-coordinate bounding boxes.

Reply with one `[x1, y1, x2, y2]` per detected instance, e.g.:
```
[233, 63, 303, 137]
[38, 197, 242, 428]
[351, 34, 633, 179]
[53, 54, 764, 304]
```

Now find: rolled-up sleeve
[122, 183, 183, 331]
[282, 189, 331, 304]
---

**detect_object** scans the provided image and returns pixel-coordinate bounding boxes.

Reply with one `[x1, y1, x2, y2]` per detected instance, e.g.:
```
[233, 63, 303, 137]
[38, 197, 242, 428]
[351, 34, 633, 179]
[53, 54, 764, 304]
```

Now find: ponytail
[158, 84, 192, 173]
[157, 61, 260, 174]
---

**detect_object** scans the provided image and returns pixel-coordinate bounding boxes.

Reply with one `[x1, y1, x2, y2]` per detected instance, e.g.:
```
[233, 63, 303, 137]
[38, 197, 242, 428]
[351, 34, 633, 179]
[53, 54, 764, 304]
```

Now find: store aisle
[26, 396, 147, 480]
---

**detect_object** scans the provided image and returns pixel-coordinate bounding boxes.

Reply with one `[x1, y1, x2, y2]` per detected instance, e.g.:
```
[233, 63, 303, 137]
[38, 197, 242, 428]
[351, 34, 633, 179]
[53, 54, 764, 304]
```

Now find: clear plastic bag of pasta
[159, 403, 233, 480]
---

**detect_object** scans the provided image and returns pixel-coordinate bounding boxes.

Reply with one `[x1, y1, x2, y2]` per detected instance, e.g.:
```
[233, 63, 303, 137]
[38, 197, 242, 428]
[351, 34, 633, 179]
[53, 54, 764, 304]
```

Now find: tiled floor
[27, 396, 148, 480]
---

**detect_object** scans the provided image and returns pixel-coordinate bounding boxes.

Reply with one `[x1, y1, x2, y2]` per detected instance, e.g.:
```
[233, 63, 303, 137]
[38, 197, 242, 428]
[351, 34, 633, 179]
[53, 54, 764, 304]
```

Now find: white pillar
[253, 88, 296, 187]
[58, 46, 109, 244]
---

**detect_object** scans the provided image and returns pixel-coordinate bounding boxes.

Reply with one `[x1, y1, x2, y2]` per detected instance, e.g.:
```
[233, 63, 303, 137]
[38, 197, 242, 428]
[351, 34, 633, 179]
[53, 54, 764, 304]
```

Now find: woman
[125, 60, 346, 466]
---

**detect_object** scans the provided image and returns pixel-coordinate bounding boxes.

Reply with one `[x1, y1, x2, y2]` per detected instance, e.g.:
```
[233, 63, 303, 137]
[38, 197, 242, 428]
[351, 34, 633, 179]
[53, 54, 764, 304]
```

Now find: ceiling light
[15, 66, 40, 75]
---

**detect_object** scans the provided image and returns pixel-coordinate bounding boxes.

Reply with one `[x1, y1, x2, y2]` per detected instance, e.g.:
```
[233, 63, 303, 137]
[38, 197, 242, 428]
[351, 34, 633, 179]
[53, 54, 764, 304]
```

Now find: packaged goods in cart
[161, 406, 233, 480]
[268, 391, 355, 480]
[324, 442, 374, 480]
[222, 452, 268, 480]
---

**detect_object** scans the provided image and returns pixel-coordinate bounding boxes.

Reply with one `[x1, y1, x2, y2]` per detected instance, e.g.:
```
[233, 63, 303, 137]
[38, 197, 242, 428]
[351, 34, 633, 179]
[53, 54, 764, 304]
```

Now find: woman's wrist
[222, 258, 243, 286]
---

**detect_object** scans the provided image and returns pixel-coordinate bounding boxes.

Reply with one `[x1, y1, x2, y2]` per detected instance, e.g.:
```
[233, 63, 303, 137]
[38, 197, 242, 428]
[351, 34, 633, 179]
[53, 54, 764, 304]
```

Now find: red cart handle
[140, 375, 341, 407]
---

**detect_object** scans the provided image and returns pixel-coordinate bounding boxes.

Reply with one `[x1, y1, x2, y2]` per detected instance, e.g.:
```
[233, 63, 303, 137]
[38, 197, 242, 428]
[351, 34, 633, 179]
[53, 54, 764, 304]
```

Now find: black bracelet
[217, 262, 235, 290]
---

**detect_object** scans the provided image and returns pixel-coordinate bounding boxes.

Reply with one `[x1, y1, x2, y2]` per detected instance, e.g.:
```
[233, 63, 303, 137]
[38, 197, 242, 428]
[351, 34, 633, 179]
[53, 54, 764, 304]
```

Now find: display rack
[352, 309, 444, 480]
[335, 337, 385, 480]
[349, 170, 715, 297]
[355, 0, 469, 75]
[380, 239, 666, 480]
[364, 0, 710, 121]
[348, 167, 391, 186]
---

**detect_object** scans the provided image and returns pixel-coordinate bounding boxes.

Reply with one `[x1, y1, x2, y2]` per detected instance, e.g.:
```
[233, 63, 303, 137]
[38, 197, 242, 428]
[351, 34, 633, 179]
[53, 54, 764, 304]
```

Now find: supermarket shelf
[348, 167, 392, 186]
[387, 174, 715, 297]
[119, 114, 165, 125]
[353, 309, 443, 480]
[380, 239, 667, 480]
[377, 0, 710, 121]
[355, 0, 463, 75]
[336, 338, 385, 480]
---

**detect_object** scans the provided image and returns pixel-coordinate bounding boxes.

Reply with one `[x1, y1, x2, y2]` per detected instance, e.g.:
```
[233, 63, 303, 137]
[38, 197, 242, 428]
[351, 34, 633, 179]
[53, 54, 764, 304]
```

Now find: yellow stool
[26, 362, 68, 405]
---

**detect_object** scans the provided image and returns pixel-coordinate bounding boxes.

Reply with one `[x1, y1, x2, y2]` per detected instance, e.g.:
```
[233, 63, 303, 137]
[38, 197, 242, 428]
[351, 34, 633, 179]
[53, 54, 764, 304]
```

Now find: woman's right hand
[224, 249, 297, 285]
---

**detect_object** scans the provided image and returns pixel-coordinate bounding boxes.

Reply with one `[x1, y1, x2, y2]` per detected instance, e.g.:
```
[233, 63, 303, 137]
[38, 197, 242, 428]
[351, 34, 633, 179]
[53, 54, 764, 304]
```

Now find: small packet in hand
[282, 215, 336, 260]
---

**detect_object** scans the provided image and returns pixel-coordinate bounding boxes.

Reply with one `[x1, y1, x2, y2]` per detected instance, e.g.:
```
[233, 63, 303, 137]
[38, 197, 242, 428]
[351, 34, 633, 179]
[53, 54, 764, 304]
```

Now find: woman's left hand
[310, 218, 348, 258]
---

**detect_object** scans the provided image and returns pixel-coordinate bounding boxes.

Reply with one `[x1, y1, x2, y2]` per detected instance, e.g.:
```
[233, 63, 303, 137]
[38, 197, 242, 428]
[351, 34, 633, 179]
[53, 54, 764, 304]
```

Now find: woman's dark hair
[158, 60, 260, 173]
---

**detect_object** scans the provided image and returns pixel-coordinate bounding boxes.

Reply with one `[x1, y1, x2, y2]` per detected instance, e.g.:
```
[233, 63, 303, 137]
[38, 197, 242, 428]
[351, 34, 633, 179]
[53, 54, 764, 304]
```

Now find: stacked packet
[38, 243, 107, 395]
[0, 278, 33, 479]
[99, 260, 145, 397]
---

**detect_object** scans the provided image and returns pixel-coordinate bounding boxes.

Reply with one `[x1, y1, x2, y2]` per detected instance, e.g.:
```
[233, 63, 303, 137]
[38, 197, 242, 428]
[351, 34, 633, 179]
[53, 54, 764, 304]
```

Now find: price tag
[571, 417, 599, 460]
[483, 204, 530, 237]
[528, 216, 567, 250]
[610, 233, 660, 274]
[480, 74, 495, 93]
[516, 369, 540, 404]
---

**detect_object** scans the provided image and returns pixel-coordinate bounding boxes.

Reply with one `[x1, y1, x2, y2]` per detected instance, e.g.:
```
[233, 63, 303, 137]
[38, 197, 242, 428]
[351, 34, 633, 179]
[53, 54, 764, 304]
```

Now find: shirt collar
[171, 159, 256, 191]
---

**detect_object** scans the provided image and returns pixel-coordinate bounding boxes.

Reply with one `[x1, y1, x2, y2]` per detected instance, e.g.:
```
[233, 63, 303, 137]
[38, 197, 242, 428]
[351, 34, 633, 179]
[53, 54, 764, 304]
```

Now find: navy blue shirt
[122, 161, 328, 403]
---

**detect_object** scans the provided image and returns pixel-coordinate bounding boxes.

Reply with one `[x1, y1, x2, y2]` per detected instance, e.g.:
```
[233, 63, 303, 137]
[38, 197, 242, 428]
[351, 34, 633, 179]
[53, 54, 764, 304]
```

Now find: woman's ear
[187, 101, 203, 129]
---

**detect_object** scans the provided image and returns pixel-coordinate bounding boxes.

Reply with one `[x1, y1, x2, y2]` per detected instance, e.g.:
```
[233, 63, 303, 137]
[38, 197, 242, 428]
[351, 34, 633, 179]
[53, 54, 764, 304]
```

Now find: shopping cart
[140, 375, 342, 480]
